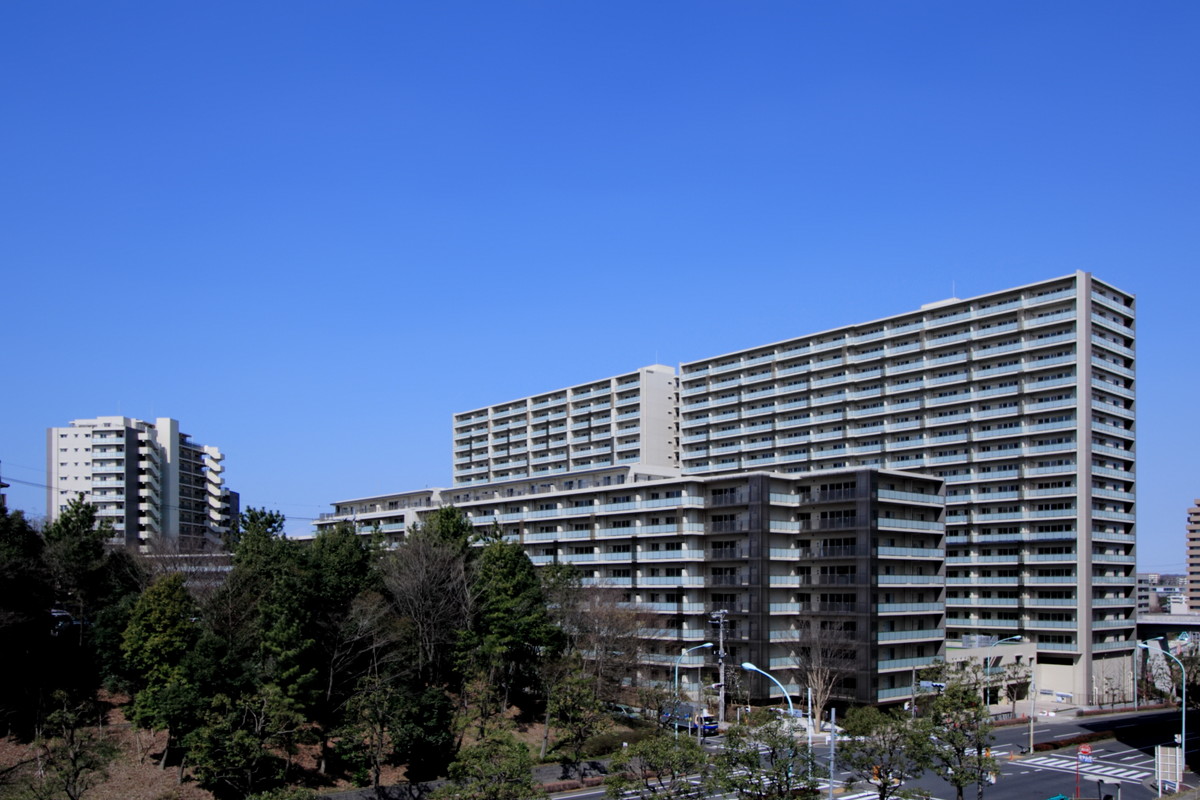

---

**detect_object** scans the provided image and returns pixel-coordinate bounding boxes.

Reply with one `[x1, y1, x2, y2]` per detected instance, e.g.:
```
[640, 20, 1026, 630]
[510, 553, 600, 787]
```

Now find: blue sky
[1, 2, 1196, 571]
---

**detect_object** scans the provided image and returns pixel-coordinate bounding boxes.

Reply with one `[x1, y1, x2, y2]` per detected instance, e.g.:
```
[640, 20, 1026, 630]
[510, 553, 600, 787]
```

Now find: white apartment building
[318, 463, 946, 708]
[452, 365, 678, 486]
[47, 416, 237, 551]
[675, 271, 1135, 700]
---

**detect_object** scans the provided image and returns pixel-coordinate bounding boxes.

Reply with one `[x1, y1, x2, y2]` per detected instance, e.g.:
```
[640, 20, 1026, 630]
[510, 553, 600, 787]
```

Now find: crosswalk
[1020, 754, 1151, 782]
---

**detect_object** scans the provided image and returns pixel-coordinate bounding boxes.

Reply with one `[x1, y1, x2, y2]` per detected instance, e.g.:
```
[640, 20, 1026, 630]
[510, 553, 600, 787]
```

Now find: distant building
[1137, 572, 1187, 614]
[46, 416, 236, 551]
[1189, 500, 1200, 611]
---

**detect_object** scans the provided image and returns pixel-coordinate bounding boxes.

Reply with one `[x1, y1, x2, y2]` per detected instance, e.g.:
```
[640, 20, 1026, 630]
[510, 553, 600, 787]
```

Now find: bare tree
[378, 532, 475, 685]
[787, 619, 857, 727]
[543, 570, 644, 702]
[999, 661, 1032, 716]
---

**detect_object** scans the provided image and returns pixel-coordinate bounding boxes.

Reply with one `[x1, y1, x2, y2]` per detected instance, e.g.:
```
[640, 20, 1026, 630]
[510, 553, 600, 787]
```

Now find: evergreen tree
[462, 539, 560, 710]
[432, 731, 544, 800]
[121, 573, 202, 769]
[0, 503, 53, 735]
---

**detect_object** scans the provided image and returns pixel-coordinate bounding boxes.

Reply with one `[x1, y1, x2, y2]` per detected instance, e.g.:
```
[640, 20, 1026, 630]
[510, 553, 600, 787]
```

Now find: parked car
[607, 703, 642, 720]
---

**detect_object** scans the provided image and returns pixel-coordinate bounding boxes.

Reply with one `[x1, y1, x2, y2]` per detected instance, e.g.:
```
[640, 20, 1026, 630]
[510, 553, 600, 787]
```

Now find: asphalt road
[694, 708, 1200, 800]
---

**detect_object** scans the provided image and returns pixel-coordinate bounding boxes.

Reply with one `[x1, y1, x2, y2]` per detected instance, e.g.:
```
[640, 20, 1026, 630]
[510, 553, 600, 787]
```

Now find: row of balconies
[685, 349, 1090, 398]
[681, 294, 1084, 380]
[681, 391, 1123, 434]
[682, 373, 1092, 416]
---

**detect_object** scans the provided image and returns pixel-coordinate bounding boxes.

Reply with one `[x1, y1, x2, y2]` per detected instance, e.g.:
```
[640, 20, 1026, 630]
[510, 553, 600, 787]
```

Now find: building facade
[674, 271, 1135, 700]
[318, 270, 1133, 704]
[47, 416, 237, 551]
[318, 464, 945, 707]
[1188, 501, 1200, 611]
[452, 365, 679, 486]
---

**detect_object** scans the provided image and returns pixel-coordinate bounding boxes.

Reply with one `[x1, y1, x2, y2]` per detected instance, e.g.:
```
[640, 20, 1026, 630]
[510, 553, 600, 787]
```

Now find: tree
[548, 671, 609, 779]
[41, 496, 110, 624]
[121, 573, 202, 771]
[708, 709, 825, 799]
[0, 503, 53, 735]
[998, 661, 1032, 716]
[923, 677, 997, 800]
[23, 693, 118, 800]
[431, 731, 544, 800]
[839, 705, 931, 800]
[185, 688, 305, 800]
[787, 618, 857, 731]
[336, 671, 401, 793]
[605, 731, 708, 799]
[461, 539, 560, 713]
[390, 685, 457, 783]
[541, 565, 643, 701]
[379, 522, 474, 686]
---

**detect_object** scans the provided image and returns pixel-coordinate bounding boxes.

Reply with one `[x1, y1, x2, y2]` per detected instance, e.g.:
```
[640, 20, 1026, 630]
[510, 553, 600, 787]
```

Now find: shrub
[246, 789, 319, 800]
[994, 715, 1031, 728]
[1077, 703, 1170, 717]
[1032, 730, 1115, 751]
[541, 780, 582, 792]
[579, 725, 658, 758]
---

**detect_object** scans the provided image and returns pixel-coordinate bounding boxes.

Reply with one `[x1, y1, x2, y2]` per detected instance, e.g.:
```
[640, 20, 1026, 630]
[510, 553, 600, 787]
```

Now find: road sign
[1078, 755, 1094, 764]
[1078, 744, 1092, 756]
[1156, 744, 1183, 793]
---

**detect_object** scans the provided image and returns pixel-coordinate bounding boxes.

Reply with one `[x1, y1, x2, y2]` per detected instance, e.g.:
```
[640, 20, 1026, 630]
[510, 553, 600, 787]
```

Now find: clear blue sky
[1, 3, 1196, 572]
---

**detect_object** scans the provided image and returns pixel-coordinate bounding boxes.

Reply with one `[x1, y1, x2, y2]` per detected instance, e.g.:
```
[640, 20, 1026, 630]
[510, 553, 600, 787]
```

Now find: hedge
[1032, 730, 1115, 752]
[1077, 702, 1171, 717]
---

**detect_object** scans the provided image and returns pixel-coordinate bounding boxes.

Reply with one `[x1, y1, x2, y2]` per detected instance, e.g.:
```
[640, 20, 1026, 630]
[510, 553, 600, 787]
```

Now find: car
[607, 703, 642, 720]
[659, 702, 718, 736]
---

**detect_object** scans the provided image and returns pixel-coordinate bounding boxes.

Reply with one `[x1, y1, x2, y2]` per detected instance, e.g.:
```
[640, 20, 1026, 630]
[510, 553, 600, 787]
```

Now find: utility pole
[711, 609, 728, 725]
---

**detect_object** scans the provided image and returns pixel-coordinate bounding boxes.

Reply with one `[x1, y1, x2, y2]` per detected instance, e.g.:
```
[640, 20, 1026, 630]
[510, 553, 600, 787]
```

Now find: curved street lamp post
[1138, 640, 1186, 774]
[984, 635, 1023, 706]
[674, 642, 713, 739]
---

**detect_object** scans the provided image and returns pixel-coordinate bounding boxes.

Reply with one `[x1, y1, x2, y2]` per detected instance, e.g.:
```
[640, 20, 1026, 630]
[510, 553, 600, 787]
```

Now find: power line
[4, 474, 317, 522]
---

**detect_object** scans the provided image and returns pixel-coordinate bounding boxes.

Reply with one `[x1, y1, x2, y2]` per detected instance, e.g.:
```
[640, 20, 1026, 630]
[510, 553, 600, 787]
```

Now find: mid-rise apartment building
[318, 464, 945, 707]
[675, 271, 1135, 698]
[47, 416, 237, 551]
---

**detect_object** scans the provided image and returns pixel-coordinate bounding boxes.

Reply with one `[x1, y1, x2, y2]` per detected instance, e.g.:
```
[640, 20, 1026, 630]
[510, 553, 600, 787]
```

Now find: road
[546, 708, 1200, 800]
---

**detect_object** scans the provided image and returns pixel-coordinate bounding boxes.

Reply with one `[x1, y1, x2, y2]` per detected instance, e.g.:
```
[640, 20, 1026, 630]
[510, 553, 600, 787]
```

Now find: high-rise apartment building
[452, 365, 679, 486]
[318, 270, 1134, 704]
[675, 271, 1135, 698]
[1187, 500, 1200, 611]
[47, 416, 237, 551]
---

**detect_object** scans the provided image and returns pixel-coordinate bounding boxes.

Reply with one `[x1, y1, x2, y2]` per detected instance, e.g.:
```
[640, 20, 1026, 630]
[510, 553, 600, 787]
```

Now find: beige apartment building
[451, 365, 679, 486]
[47, 416, 237, 551]
[674, 272, 1135, 700]
[319, 271, 1134, 704]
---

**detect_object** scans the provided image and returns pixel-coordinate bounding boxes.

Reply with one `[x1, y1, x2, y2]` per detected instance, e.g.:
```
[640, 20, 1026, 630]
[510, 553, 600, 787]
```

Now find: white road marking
[1021, 755, 1150, 783]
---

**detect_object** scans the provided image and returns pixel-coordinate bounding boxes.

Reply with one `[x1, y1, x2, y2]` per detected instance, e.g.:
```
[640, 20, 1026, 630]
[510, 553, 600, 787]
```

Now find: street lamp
[1138, 640, 1186, 762]
[984, 635, 1022, 706]
[741, 661, 795, 716]
[674, 642, 713, 738]
[742, 662, 799, 788]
